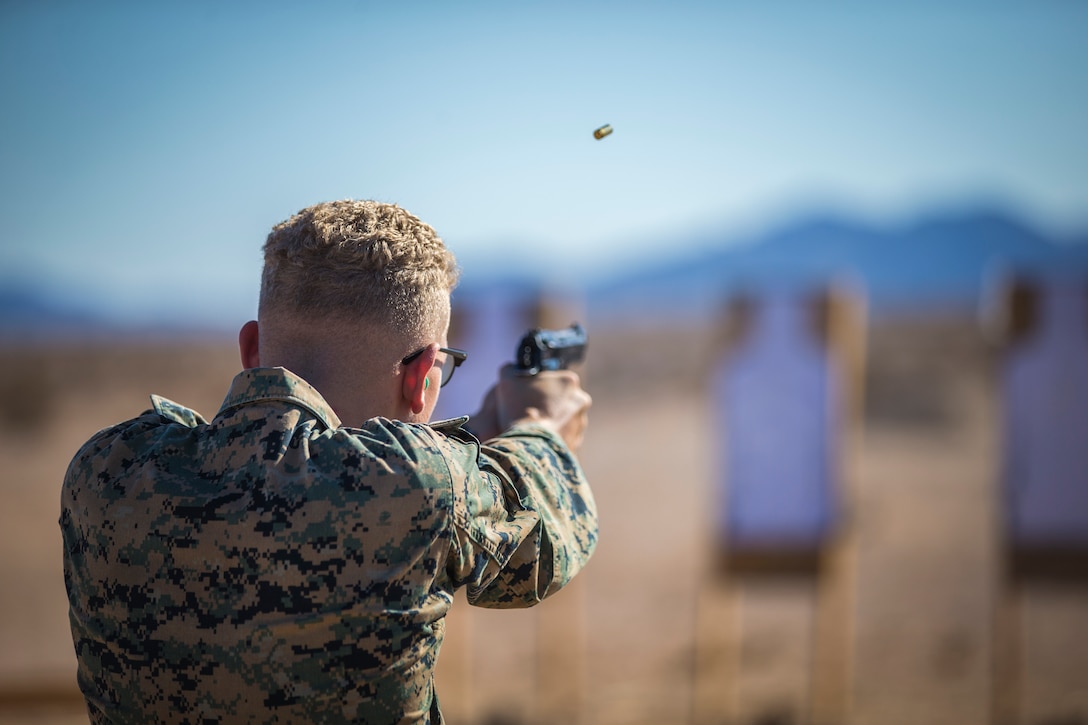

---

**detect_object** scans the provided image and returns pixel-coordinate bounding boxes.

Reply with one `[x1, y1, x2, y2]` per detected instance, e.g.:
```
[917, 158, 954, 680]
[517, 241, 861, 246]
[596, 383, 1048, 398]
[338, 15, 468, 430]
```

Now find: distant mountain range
[0, 285, 231, 341]
[0, 285, 110, 339]
[4, 206, 1087, 338]
[581, 207, 1088, 322]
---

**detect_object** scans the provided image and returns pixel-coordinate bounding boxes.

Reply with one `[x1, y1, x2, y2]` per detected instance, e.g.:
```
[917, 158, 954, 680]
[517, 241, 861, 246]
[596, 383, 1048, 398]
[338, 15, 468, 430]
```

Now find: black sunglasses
[401, 346, 468, 388]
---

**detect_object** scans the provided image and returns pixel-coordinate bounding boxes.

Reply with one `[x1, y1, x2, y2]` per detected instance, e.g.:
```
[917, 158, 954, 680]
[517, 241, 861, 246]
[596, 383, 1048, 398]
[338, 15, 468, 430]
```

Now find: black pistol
[515, 323, 587, 375]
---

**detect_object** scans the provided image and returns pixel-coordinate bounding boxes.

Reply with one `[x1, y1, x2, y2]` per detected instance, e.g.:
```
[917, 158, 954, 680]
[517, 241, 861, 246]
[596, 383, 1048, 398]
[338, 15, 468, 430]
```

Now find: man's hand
[470, 365, 592, 451]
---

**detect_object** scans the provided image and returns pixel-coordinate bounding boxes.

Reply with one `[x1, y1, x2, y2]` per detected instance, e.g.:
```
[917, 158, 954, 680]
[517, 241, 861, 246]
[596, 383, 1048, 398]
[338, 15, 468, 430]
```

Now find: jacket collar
[217, 367, 342, 430]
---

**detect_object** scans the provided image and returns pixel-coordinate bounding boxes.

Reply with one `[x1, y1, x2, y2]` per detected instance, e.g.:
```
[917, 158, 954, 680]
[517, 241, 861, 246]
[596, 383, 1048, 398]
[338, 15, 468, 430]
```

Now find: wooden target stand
[989, 277, 1088, 725]
[435, 288, 590, 724]
[692, 285, 866, 725]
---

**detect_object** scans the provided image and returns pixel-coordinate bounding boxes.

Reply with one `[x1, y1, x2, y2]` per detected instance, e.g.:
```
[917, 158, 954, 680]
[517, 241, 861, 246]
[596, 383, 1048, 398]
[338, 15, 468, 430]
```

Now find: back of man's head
[259, 200, 460, 345]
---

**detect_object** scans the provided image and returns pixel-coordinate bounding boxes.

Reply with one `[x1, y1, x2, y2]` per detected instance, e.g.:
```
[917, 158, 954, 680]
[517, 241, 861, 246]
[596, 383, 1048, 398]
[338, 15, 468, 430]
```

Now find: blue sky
[1, 2, 1086, 327]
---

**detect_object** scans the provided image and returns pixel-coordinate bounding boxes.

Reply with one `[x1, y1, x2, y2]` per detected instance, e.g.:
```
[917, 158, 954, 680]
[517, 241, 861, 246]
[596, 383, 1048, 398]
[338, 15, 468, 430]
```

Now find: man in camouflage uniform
[60, 200, 598, 723]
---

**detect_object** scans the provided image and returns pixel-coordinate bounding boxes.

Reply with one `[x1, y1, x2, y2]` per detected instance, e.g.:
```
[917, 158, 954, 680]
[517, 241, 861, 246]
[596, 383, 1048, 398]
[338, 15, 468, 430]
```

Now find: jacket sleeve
[441, 422, 598, 608]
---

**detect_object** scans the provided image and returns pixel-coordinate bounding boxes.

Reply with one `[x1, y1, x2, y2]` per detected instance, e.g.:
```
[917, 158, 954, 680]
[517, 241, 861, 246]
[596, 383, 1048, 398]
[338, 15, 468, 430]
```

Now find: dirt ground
[0, 317, 1085, 724]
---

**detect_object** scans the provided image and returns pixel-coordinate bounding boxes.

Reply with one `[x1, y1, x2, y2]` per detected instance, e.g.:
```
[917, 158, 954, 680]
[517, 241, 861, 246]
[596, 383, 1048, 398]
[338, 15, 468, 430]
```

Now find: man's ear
[402, 344, 438, 415]
[239, 320, 260, 369]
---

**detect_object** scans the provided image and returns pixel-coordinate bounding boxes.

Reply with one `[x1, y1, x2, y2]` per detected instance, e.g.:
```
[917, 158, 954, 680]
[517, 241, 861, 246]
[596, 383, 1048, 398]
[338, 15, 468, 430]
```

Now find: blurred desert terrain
[0, 313, 1085, 725]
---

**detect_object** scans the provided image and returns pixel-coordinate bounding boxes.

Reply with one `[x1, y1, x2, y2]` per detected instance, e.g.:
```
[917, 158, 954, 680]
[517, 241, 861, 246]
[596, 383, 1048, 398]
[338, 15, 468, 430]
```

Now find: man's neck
[258, 316, 413, 427]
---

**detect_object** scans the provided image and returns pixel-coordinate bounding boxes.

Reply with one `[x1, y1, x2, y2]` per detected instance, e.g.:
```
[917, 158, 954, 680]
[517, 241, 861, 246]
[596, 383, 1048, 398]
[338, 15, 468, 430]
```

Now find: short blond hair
[259, 200, 460, 341]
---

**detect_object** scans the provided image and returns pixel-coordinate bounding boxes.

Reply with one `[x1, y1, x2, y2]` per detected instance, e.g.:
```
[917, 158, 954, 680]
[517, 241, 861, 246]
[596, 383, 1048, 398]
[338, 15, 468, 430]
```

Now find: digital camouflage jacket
[60, 367, 598, 724]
